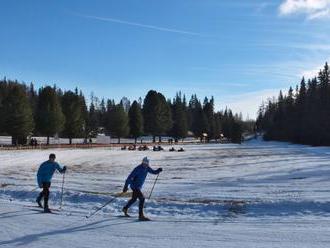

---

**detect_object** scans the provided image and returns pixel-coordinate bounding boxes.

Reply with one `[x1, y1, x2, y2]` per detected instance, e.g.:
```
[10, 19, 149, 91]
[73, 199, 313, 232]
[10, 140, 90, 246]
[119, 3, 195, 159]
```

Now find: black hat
[49, 153, 56, 159]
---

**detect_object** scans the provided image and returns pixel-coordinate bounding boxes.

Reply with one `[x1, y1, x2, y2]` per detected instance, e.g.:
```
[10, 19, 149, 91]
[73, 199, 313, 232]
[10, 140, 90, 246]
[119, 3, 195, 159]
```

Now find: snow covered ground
[1, 140, 330, 247]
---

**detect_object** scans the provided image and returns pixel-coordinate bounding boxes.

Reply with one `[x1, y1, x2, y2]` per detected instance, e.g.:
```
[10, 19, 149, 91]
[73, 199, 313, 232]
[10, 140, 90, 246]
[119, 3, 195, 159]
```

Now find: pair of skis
[85, 174, 160, 220]
[29, 172, 66, 214]
[119, 215, 151, 221]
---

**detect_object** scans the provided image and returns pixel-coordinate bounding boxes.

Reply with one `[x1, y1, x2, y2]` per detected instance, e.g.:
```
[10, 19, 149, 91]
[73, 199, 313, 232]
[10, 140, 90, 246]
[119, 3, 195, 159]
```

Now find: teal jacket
[37, 160, 64, 187]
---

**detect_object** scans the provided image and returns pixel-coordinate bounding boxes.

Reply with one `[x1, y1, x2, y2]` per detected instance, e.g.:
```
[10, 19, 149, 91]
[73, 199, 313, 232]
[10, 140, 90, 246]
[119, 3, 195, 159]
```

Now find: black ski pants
[124, 189, 145, 216]
[37, 182, 51, 209]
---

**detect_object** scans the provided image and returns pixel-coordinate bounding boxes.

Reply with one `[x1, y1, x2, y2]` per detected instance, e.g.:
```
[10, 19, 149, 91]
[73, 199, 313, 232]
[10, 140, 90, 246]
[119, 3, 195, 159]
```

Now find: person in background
[36, 153, 66, 213]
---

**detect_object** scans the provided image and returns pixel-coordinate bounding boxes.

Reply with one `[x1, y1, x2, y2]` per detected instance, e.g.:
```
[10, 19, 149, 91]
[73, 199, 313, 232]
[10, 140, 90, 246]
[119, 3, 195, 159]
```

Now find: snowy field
[1, 140, 330, 247]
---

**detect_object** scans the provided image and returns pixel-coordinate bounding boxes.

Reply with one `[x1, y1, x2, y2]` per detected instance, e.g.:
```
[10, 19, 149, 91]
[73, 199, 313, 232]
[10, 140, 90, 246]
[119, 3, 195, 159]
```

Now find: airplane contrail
[75, 13, 205, 37]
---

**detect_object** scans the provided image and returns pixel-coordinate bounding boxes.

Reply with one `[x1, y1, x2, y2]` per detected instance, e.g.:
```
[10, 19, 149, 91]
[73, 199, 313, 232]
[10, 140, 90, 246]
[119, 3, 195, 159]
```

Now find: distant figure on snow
[36, 153, 66, 213]
[29, 138, 34, 147]
[138, 145, 149, 151]
[153, 145, 164, 151]
[122, 157, 162, 221]
[128, 144, 136, 150]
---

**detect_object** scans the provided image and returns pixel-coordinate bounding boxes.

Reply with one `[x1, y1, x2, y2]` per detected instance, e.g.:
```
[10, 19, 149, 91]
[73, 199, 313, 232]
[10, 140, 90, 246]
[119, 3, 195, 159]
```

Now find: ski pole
[148, 174, 160, 200]
[86, 192, 124, 219]
[59, 172, 65, 209]
[30, 186, 39, 192]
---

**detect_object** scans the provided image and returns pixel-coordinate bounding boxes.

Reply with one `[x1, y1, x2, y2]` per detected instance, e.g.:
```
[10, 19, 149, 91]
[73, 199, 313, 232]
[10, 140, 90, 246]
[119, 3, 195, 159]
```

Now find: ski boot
[36, 196, 43, 208]
[44, 200, 51, 213]
[44, 207, 52, 213]
[122, 207, 130, 217]
[139, 214, 150, 221]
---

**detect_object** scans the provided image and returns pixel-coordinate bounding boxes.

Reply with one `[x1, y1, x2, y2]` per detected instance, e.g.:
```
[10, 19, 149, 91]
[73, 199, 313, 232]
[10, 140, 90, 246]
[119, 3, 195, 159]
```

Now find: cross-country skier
[122, 157, 162, 221]
[36, 153, 66, 213]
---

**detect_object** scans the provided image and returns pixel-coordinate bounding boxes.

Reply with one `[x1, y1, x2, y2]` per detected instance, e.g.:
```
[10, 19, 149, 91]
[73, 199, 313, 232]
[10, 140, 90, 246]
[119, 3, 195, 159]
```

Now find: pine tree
[61, 91, 84, 144]
[171, 92, 188, 140]
[203, 97, 215, 141]
[2, 84, 34, 145]
[195, 108, 208, 141]
[284, 87, 295, 141]
[129, 101, 144, 143]
[213, 112, 222, 141]
[305, 78, 319, 145]
[28, 82, 38, 128]
[87, 100, 99, 137]
[0, 77, 250, 146]
[36, 86, 65, 145]
[0, 79, 8, 134]
[295, 78, 307, 143]
[188, 95, 208, 140]
[317, 63, 330, 145]
[106, 103, 129, 143]
[222, 109, 232, 140]
[274, 90, 285, 140]
[99, 98, 107, 128]
[79, 90, 89, 139]
[257, 62, 330, 146]
[143, 90, 172, 142]
[231, 121, 242, 144]
[120, 97, 131, 113]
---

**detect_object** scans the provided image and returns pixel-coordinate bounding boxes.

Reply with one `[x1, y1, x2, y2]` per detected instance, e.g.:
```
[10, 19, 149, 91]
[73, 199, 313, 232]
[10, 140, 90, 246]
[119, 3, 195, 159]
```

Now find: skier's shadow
[226, 202, 247, 215]
[0, 210, 25, 217]
[0, 218, 137, 246]
[219, 201, 247, 222]
[0, 210, 39, 219]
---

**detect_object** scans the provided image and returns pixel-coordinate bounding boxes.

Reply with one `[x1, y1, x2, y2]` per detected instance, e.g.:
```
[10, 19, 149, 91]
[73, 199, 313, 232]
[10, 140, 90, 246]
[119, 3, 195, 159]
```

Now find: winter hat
[49, 153, 56, 159]
[142, 157, 149, 165]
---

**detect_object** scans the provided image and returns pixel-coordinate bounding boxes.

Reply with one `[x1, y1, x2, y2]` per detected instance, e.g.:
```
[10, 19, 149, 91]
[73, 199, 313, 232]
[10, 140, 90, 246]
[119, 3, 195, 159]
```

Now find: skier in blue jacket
[36, 153, 66, 213]
[122, 157, 162, 221]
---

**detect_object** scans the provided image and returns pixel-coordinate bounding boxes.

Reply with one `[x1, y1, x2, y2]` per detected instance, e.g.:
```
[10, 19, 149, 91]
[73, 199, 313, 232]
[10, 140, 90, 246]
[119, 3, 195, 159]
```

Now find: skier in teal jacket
[36, 153, 66, 213]
[122, 157, 162, 221]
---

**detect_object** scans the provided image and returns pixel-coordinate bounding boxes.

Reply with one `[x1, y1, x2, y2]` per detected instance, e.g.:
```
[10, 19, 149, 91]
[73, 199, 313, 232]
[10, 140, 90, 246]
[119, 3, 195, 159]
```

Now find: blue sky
[1, 0, 330, 118]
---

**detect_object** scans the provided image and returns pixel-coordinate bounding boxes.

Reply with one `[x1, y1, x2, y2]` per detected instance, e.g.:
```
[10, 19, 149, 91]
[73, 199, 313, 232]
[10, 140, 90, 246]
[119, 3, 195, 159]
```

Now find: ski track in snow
[1, 140, 330, 247]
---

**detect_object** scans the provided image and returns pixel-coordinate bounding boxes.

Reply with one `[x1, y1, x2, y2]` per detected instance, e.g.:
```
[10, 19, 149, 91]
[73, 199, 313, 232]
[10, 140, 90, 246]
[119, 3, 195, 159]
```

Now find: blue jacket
[125, 164, 161, 190]
[37, 160, 64, 188]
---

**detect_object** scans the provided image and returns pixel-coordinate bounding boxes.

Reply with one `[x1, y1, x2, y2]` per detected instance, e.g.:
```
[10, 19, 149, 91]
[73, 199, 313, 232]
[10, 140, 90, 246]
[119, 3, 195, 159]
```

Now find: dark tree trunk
[12, 136, 18, 146]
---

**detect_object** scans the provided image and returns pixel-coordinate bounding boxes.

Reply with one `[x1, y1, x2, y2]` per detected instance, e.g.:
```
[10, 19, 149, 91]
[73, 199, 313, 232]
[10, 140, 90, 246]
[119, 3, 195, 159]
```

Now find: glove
[158, 168, 163, 173]
[123, 186, 128, 193]
[62, 166, 67, 173]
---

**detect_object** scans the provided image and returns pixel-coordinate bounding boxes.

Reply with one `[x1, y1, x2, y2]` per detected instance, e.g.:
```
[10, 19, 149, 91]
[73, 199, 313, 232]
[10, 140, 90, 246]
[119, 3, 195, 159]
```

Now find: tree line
[256, 62, 330, 146]
[0, 78, 244, 145]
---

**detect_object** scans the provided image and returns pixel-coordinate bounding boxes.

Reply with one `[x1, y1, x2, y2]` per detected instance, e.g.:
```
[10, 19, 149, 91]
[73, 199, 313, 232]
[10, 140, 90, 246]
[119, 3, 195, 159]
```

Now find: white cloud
[300, 64, 324, 78]
[301, 68, 320, 78]
[299, 59, 330, 78]
[217, 89, 283, 119]
[279, 0, 330, 19]
[308, 8, 330, 18]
